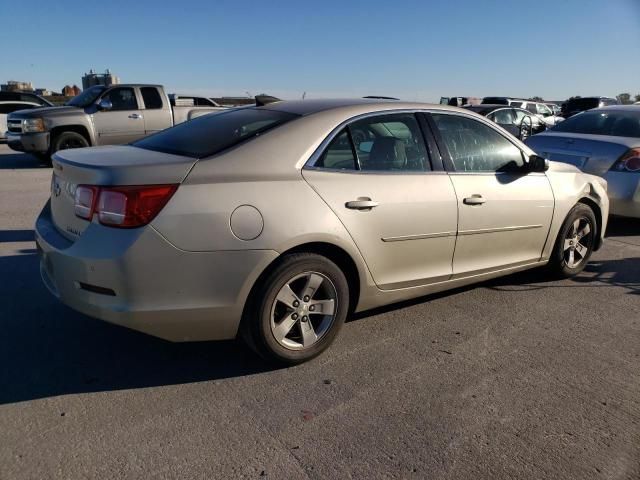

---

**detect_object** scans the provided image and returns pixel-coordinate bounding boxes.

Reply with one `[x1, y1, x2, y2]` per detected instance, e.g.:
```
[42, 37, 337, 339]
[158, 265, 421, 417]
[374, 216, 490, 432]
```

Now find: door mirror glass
[528, 154, 549, 172]
[97, 99, 113, 111]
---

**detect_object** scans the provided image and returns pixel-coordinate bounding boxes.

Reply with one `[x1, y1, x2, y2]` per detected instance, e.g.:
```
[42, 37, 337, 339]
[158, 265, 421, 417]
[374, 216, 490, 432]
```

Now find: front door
[92, 87, 145, 145]
[430, 112, 554, 277]
[303, 113, 459, 290]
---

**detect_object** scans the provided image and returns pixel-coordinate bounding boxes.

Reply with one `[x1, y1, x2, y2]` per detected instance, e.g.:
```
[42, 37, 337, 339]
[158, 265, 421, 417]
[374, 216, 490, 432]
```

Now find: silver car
[36, 99, 609, 364]
[526, 106, 640, 218]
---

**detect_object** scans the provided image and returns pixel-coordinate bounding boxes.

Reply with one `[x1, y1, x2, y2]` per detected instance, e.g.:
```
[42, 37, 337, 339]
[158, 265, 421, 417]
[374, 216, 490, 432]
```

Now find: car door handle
[345, 198, 379, 210]
[128, 113, 143, 119]
[463, 195, 486, 205]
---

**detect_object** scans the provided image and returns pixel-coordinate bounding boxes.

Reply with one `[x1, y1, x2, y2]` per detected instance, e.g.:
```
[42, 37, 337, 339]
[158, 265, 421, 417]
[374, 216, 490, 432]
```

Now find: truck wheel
[52, 132, 89, 154]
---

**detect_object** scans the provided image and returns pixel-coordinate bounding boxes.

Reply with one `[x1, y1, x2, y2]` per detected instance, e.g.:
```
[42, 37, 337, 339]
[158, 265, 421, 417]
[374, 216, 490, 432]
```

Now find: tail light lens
[74, 185, 98, 220]
[74, 184, 178, 228]
[611, 148, 640, 172]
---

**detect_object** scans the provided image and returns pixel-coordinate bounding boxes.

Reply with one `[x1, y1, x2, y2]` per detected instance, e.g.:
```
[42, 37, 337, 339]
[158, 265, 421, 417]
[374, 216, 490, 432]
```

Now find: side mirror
[528, 154, 549, 172]
[97, 99, 113, 111]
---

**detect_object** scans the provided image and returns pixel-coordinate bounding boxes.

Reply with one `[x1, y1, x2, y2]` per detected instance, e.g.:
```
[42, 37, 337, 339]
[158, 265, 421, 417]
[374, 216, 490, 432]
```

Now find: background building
[1, 80, 34, 92]
[62, 85, 81, 96]
[82, 69, 120, 89]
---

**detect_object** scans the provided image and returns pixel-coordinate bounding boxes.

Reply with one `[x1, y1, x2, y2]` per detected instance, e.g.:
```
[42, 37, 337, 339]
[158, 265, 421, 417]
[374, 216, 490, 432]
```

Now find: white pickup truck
[6, 84, 228, 162]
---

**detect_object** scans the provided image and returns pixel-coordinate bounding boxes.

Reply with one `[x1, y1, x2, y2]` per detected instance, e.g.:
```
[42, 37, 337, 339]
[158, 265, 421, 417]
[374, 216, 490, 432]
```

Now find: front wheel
[51, 131, 89, 154]
[242, 253, 350, 365]
[548, 204, 597, 277]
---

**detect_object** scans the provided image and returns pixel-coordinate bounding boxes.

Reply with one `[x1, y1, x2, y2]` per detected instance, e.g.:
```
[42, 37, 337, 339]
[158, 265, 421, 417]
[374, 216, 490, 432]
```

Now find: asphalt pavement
[0, 143, 639, 479]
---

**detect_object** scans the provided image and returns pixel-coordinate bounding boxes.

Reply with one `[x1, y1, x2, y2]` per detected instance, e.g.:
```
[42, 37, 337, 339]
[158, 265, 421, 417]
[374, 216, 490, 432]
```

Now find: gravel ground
[0, 143, 639, 479]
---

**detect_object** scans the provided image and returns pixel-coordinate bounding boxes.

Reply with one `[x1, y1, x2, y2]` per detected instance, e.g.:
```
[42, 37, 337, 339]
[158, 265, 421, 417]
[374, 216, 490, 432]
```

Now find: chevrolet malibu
[36, 99, 609, 364]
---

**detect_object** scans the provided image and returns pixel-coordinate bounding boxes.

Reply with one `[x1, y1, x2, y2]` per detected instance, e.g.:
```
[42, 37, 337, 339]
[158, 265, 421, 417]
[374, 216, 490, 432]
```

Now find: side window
[432, 114, 525, 173]
[513, 109, 529, 124]
[526, 103, 538, 114]
[510, 101, 523, 108]
[491, 109, 514, 125]
[537, 104, 552, 116]
[317, 130, 357, 170]
[349, 114, 430, 171]
[194, 97, 215, 107]
[102, 87, 138, 111]
[141, 87, 163, 110]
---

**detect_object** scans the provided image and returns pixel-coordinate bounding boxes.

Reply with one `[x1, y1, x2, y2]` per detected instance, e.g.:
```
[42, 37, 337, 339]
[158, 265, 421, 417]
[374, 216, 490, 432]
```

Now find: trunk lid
[526, 132, 637, 176]
[50, 145, 197, 241]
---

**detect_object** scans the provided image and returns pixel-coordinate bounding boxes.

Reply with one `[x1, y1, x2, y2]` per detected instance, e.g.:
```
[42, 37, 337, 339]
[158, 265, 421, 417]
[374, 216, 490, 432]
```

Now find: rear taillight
[74, 184, 178, 228]
[611, 148, 640, 173]
[74, 185, 98, 220]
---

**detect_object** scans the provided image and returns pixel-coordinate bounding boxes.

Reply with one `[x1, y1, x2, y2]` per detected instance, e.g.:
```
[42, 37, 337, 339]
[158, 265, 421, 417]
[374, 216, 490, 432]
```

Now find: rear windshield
[133, 108, 299, 158]
[552, 110, 640, 138]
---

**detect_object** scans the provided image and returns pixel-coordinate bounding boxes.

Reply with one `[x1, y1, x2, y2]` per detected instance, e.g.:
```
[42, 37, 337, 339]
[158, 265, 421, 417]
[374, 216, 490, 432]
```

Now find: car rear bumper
[604, 171, 640, 218]
[7, 132, 49, 153]
[35, 201, 278, 342]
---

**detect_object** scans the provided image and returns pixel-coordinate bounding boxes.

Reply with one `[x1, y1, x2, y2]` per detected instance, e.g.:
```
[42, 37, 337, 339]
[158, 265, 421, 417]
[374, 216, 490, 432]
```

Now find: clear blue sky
[1, 0, 639, 101]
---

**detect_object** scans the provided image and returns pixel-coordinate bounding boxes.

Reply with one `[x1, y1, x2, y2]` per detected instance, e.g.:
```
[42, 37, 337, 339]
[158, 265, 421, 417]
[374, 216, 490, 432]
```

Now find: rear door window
[317, 130, 358, 170]
[350, 114, 430, 171]
[141, 87, 164, 109]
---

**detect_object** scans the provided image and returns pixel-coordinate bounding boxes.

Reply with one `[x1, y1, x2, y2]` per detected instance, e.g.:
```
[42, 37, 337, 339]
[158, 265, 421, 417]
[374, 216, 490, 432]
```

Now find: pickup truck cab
[6, 84, 226, 163]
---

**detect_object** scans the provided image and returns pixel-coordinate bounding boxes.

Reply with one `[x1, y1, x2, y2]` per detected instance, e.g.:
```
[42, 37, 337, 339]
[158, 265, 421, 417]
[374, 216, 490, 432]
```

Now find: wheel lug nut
[292, 313, 299, 320]
[303, 296, 310, 302]
[301, 316, 308, 322]
[309, 305, 315, 312]
[293, 300, 300, 307]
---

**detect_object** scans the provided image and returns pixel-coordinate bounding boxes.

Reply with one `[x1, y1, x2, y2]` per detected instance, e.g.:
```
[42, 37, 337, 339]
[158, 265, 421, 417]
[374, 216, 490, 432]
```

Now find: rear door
[140, 86, 173, 135]
[92, 86, 145, 145]
[303, 112, 458, 290]
[430, 112, 554, 277]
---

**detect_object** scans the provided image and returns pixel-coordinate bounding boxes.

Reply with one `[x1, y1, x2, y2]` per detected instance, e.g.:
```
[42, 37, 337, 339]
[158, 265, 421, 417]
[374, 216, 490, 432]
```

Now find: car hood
[526, 132, 639, 176]
[8, 105, 81, 120]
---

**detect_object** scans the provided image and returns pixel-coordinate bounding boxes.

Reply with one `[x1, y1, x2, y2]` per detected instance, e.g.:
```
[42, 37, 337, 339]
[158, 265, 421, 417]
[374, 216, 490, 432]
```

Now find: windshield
[66, 86, 107, 107]
[552, 110, 640, 138]
[133, 108, 299, 158]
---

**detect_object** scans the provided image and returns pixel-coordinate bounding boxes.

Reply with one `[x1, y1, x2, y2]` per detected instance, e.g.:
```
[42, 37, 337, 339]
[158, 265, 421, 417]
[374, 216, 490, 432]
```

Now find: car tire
[548, 203, 597, 278]
[51, 131, 89, 154]
[242, 253, 350, 365]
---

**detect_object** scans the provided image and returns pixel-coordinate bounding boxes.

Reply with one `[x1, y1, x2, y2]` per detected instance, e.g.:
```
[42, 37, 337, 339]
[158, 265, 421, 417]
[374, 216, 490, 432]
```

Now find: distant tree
[635, 94, 640, 103]
[618, 93, 632, 104]
[530, 96, 544, 102]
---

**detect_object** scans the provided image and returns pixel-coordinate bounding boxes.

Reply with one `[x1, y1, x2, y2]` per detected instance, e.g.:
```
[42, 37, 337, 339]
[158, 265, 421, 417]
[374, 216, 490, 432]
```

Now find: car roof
[258, 98, 457, 116]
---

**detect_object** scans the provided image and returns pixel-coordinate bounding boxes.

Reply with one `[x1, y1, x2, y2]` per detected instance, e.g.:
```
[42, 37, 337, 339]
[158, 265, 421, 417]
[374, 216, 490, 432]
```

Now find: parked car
[440, 96, 482, 107]
[0, 91, 53, 107]
[0, 101, 42, 140]
[36, 99, 608, 364]
[481, 97, 563, 127]
[546, 103, 562, 116]
[526, 105, 640, 218]
[6, 84, 227, 163]
[463, 104, 543, 140]
[561, 97, 619, 118]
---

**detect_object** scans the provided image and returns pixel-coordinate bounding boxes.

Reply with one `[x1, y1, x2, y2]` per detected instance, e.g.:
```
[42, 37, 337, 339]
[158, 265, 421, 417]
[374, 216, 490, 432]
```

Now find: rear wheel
[242, 253, 349, 365]
[548, 204, 597, 277]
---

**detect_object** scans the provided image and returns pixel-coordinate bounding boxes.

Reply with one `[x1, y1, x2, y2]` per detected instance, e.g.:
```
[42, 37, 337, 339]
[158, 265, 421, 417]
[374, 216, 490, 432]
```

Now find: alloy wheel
[563, 216, 593, 268]
[270, 272, 338, 350]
